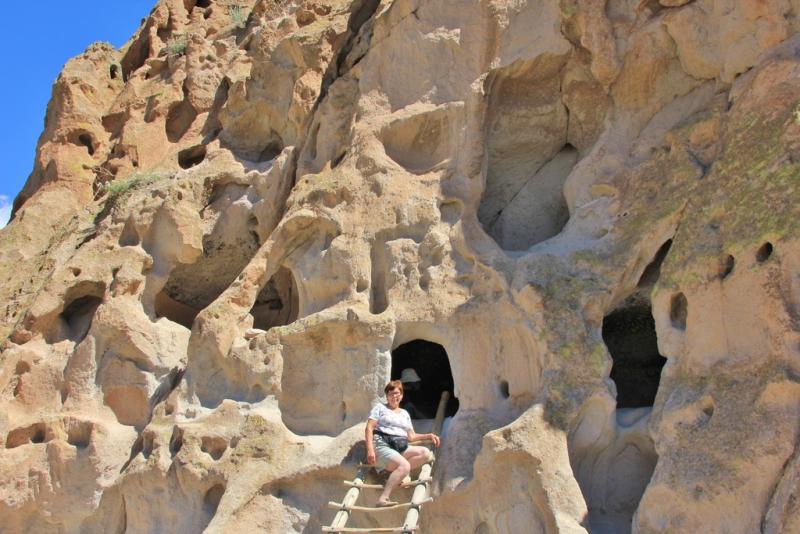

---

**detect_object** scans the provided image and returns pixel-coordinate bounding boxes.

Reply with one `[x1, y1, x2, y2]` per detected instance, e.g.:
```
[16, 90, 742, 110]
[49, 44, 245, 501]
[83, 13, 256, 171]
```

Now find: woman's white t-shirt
[368, 403, 412, 437]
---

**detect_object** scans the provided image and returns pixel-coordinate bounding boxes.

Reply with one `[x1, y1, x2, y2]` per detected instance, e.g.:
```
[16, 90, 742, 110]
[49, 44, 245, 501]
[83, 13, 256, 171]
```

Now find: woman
[365, 380, 441, 506]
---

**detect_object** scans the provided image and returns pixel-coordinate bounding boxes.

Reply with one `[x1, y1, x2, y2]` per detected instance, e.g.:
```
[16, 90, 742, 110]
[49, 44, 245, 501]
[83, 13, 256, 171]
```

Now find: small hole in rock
[74, 133, 95, 156]
[15, 361, 31, 375]
[719, 254, 734, 280]
[66, 420, 93, 448]
[670, 293, 688, 331]
[31, 429, 45, 444]
[201, 436, 228, 461]
[498, 380, 510, 399]
[110, 64, 119, 79]
[178, 145, 207, 169]
[756, 242, 773, 263]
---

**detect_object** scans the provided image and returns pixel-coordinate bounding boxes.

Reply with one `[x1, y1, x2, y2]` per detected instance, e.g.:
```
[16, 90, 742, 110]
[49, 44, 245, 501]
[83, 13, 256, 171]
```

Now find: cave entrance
[602, 304, 666, 408]
[602, 240, 671, 408]
[391, 340, 459, 420]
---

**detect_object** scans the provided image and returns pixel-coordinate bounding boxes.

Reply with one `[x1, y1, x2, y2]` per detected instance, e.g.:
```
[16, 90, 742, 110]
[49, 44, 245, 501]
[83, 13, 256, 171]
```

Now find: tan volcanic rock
[1, 0, 800, 533]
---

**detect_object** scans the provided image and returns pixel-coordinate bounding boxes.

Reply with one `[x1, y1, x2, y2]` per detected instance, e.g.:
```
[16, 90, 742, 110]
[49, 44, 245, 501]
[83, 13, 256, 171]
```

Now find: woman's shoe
[376, 500, 398, 507]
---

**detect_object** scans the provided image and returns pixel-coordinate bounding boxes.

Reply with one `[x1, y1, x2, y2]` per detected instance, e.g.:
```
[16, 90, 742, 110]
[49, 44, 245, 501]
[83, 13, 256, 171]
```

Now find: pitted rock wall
[1, 1, 799, 533]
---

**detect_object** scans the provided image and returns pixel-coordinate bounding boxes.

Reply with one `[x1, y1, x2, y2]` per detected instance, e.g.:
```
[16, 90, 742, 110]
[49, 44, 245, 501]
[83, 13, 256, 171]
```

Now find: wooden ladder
[322, 391, 450, 534]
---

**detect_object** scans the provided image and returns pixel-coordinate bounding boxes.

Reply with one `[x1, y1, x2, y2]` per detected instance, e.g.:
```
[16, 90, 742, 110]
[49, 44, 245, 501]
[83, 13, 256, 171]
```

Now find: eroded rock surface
[1, 1, 799, 533]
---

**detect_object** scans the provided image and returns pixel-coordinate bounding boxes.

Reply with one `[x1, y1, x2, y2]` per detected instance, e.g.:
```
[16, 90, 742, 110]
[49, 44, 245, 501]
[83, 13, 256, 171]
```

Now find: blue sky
[0, 2, 155, 228]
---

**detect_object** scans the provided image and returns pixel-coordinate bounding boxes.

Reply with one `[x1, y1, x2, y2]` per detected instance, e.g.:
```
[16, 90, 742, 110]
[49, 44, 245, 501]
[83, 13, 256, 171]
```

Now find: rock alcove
[603, 240, 671, 408]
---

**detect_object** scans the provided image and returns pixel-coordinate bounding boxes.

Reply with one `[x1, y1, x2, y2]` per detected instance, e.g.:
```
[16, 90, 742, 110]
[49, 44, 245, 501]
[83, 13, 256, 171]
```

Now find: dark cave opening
[603, 304, 666, 408]
[178, 144, 207, 169]
[251, 267, 299, 331]
[756, 241, 773, 263]
[391, 340, 459, 419]
[603, 240, 672, 409]
[77, 133, 95, 156]
[603, 239, 672, 409]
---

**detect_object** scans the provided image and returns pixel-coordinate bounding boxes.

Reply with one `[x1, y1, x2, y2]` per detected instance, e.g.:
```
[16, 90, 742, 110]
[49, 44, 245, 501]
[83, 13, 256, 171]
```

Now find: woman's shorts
[372, 434, 403, 472]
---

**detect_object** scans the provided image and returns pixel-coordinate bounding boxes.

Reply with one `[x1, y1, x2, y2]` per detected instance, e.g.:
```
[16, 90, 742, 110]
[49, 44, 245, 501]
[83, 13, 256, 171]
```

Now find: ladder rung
[343, 478, 431, 489]
[357, 459, 434, 469]
[321, 526, 418, 532]
[327, 497, 432, 512]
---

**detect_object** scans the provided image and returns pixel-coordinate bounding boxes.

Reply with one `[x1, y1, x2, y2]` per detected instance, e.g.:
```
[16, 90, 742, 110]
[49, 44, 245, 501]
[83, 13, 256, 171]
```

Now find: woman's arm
[365, 419, 378, 464]
[407, 428, 441, 448]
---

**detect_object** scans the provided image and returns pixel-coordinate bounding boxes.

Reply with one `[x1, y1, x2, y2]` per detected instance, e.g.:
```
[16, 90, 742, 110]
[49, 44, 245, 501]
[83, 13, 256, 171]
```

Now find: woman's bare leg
[378, 456, 410, 504]
[403, 445, 433, 470]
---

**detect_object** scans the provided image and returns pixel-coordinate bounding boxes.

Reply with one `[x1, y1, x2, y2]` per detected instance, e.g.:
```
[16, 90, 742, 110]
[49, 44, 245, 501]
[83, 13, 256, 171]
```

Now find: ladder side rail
[329, 467, 370, 530]
[431, 391, 450, 437]
[402, 391, 447, 534]
[402, 463, 433, 533]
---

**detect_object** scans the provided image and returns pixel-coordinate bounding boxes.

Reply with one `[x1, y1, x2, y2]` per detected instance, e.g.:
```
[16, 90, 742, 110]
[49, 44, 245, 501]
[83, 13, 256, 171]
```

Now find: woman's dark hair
[384, 380, 404, 395]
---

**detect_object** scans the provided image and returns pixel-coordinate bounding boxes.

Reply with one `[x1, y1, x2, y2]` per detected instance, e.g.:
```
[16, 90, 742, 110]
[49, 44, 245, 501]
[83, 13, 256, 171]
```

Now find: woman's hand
[366, 448, 376, 465]
[429, 434, 441, 448]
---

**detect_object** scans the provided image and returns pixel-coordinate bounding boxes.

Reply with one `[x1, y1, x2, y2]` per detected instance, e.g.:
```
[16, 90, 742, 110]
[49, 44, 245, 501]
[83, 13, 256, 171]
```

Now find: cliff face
[1, 1, 799, 532]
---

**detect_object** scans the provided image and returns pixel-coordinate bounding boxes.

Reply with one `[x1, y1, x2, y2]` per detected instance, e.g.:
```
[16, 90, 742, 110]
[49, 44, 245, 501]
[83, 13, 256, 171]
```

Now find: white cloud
[0, 195, 11, 229]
